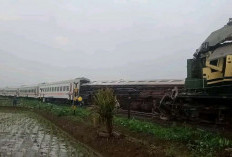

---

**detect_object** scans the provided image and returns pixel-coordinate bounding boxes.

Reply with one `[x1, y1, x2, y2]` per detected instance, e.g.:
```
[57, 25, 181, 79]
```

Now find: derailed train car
[80, 79, 184, 113]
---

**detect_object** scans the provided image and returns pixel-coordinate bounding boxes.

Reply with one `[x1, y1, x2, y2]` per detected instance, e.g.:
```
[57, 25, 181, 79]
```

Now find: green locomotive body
[159, 19, 232, 124]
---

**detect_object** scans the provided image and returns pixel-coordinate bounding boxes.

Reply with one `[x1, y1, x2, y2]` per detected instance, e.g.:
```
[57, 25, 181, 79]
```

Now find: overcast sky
[0, 0, 231, 87]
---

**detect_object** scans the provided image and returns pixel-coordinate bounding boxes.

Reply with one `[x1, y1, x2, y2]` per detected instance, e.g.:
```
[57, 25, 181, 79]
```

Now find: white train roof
[2, 87, 19, 91]
[39, 77, 90, 86]
[19, 84, 39, 89]
[83, 79, 184, 86]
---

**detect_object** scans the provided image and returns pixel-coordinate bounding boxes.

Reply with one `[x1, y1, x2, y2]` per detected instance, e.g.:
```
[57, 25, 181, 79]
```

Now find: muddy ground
[0, 107, 166, 157]
[0, 109, 100, 157]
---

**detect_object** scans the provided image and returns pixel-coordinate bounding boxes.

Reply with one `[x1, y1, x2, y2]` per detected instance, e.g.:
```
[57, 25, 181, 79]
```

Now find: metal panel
[209, 44, 232, 61]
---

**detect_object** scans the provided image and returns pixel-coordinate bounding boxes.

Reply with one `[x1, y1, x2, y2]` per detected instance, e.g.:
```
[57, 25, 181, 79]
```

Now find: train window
[67, 86, 69, 91]
[57, 87, 59, 92]
[60, 87, 62, 91]
[63, 86, 65, 91]
[210, 60, 218, 66]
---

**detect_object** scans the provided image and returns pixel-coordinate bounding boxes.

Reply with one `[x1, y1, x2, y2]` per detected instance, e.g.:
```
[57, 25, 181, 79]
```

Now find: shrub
[93, 88, 116, 135]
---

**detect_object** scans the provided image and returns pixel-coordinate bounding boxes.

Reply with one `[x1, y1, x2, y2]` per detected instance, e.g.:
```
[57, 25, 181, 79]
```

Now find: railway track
[117, 109, 153, 118]
[117, 108, 232, 133]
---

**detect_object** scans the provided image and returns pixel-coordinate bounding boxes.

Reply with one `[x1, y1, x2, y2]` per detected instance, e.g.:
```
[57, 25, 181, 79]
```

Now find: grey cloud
[0, 0, 232, 87]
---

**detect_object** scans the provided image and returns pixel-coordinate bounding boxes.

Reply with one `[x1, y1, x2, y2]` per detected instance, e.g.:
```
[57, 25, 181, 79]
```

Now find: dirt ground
[36, 111, 162, 157]
[0, 107, 168, 157]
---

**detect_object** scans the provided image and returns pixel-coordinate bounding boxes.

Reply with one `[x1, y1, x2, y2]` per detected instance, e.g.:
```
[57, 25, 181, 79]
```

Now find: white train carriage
[39, 77, 90, 100]
[0, 89, 4, 96]
[19, 85, 39, 98]
[1, 87, 19, 97]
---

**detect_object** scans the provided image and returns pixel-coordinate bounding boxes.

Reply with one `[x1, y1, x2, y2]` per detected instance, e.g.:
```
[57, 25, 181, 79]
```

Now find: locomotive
[158, 19, 232, 124]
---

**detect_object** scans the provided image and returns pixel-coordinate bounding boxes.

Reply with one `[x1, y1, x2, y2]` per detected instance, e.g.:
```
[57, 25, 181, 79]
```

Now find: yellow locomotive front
[186, 18, 232, 89]
[203, 45, 232, 85]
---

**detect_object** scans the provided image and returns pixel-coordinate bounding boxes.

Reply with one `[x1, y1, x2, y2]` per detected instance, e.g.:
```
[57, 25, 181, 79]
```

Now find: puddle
[0, 111, 100, 157]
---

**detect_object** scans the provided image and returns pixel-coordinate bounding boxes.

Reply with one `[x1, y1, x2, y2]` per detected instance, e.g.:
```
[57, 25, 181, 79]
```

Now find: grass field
[1, 97, 232, 157]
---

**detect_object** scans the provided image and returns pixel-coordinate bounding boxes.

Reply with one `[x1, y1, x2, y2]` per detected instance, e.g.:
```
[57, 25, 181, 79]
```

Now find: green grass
[1, 96, 231, 156]
[114, 116, 232, 155]
[0, 97, 90, 119]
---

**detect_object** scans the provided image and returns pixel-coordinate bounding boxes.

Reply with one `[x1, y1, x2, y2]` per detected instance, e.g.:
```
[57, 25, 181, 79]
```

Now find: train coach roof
[3, 87, 19, 90]
[82, 79, 184, 86]
[39, 77, 90, 86]
[19, 84, 38, 88]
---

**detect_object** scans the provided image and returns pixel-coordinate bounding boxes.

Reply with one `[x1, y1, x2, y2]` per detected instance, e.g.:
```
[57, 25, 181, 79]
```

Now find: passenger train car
[0, 77, 91, 101]
[0, 78, 183, 112]
[0, 87, 18, 97]
[19, 85, 39, 98]
[39, 78, 90, 100]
